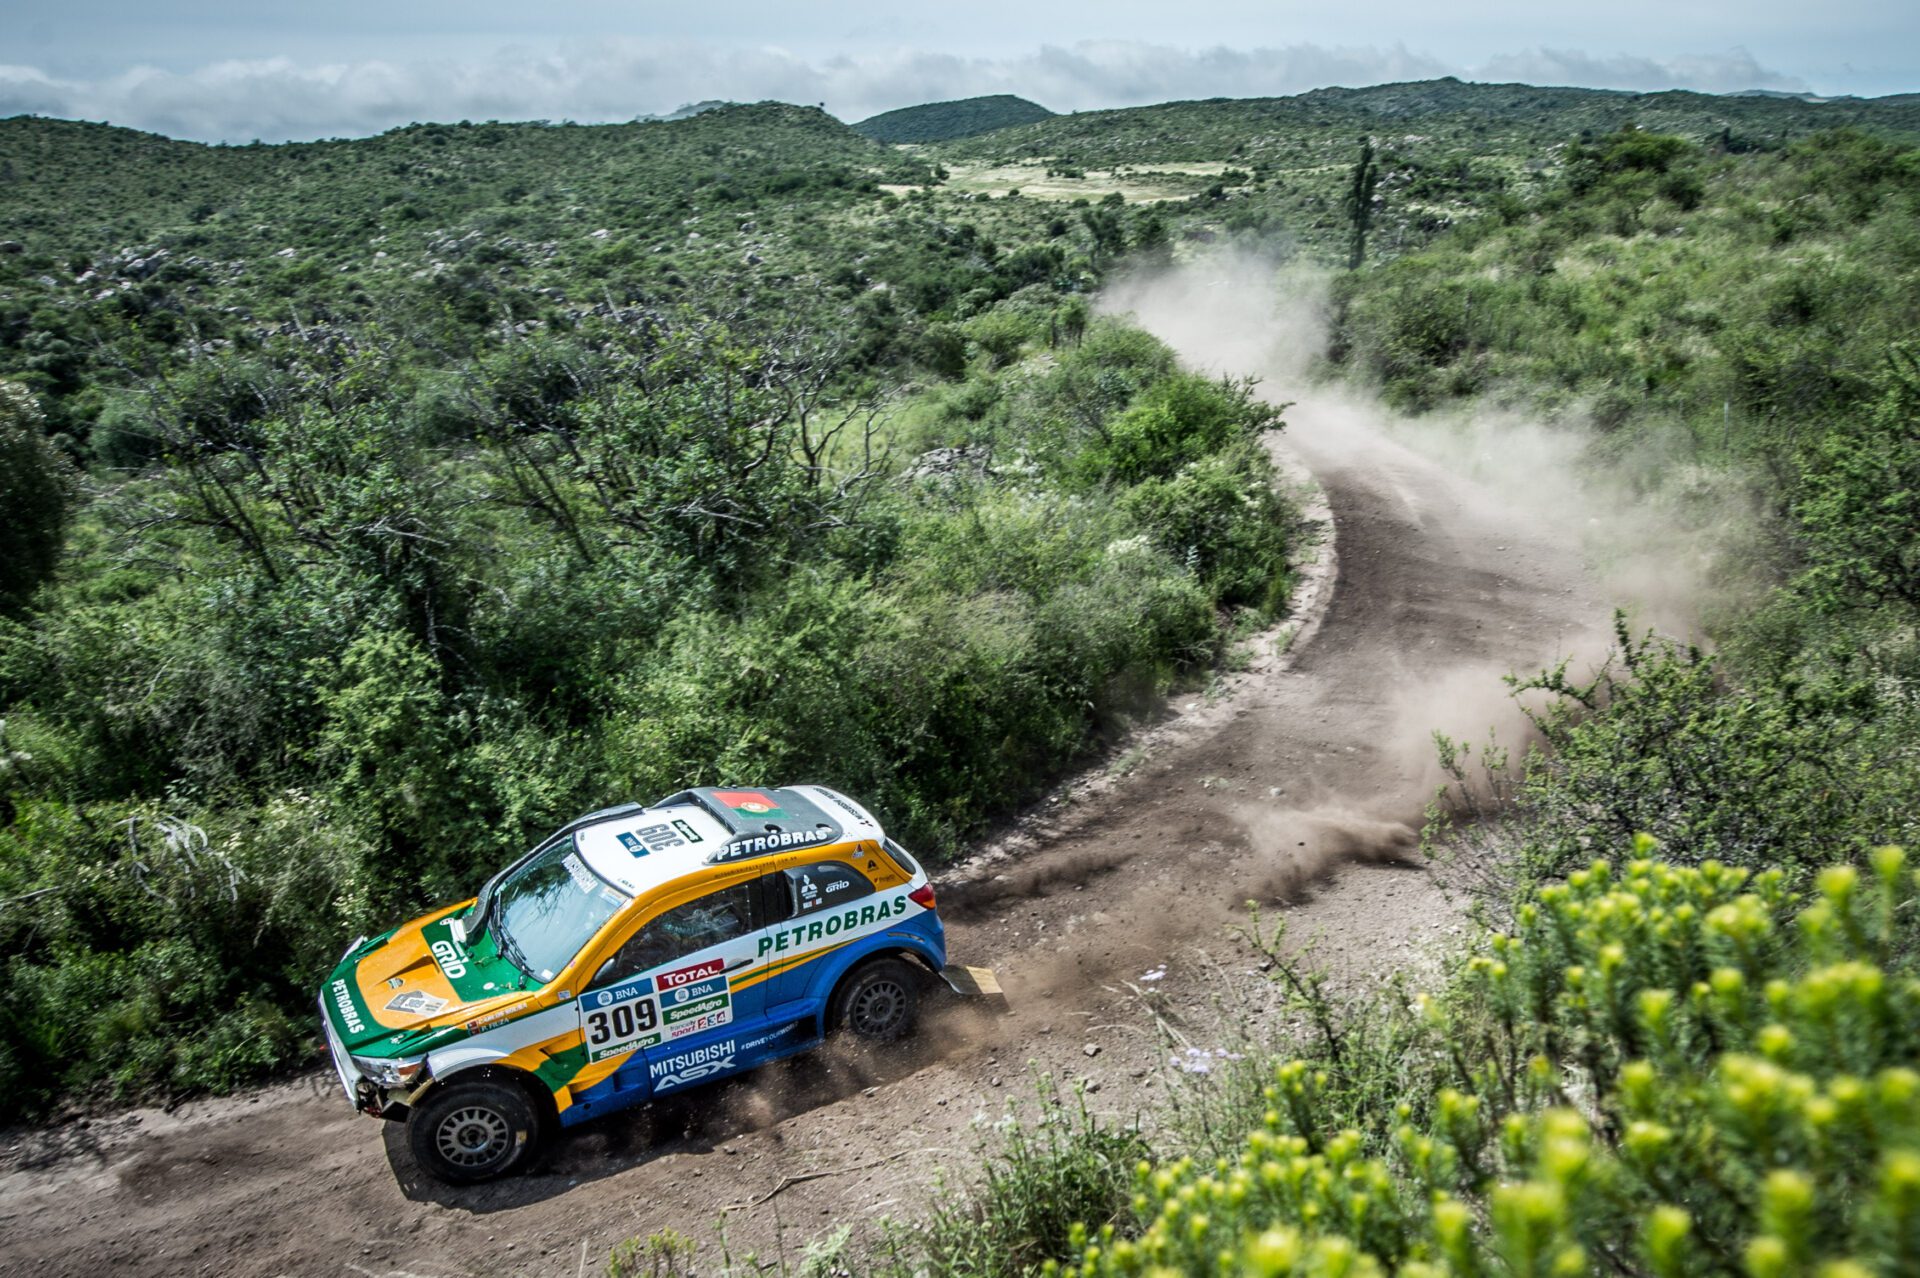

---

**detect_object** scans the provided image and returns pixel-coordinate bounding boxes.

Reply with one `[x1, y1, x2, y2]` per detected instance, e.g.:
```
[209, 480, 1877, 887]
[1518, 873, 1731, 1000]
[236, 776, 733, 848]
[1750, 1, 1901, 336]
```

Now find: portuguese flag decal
[713, 790, 787, 819]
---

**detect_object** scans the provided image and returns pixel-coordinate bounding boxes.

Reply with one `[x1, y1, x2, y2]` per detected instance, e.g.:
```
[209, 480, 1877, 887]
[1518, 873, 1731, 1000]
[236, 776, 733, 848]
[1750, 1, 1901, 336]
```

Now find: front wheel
[406, 1078, 542, 1184]
[831, 958, 921, 1043]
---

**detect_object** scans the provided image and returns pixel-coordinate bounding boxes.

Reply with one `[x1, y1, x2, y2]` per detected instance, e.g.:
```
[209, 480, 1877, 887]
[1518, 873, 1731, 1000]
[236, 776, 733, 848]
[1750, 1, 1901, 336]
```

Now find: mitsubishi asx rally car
[319, 785, 947, 1183]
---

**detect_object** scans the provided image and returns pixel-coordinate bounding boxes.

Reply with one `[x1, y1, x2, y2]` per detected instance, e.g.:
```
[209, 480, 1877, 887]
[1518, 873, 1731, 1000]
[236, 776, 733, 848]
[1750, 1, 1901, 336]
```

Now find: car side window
[785, 861, 875, 917]
[882, 837, 922, 879]
[593, 881, 755, 988]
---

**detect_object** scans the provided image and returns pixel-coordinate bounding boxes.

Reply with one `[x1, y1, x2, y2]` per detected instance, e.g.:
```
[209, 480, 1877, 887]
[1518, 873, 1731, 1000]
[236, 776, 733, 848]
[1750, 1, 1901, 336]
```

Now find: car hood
[321, 903, 538, 1056]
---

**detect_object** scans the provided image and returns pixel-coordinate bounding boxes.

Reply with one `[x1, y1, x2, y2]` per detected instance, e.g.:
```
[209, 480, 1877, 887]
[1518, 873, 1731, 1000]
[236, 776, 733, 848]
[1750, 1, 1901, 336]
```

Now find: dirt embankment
[0, 267, 1616, 1278]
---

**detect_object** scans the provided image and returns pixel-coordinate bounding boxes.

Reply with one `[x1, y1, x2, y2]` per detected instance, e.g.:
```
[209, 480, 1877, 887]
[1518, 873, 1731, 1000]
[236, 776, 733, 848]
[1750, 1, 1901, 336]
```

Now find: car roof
[572, 784, 884, 899]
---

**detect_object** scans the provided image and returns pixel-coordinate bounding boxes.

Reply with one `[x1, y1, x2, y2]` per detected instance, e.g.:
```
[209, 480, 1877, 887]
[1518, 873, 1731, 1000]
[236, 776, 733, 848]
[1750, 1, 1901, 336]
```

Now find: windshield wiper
[489, 916, 534, 983]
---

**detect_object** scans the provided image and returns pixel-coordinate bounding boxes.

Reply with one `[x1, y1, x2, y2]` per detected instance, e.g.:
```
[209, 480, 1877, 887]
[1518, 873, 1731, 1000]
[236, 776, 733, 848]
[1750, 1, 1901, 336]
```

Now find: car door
[760, 858, 881, 1016]
[576, 878, 768, 1102]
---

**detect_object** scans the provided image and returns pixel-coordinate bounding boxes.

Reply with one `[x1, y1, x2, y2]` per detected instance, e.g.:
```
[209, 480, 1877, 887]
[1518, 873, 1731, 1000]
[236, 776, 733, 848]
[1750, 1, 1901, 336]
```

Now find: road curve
[0, 396, 1607, 1278]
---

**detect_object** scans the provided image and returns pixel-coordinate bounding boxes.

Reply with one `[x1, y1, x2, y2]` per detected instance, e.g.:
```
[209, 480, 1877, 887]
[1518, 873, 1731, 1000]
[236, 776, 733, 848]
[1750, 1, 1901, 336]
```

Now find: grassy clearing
[882, 157, 1239, 204]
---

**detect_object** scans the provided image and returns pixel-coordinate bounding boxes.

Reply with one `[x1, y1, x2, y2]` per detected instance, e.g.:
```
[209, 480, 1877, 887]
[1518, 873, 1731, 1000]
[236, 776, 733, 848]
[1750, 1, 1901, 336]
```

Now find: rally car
[318, 785, 952, 1183]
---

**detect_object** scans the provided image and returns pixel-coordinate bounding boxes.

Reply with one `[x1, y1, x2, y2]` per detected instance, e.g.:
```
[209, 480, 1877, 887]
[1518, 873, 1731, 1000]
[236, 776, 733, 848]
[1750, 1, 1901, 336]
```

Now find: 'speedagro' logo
[431, 937, 468, 980]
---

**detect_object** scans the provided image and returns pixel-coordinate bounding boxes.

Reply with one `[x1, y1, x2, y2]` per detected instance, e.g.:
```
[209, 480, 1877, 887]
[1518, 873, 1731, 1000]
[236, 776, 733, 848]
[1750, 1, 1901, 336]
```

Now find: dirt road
[0, 387, 1606, 1277]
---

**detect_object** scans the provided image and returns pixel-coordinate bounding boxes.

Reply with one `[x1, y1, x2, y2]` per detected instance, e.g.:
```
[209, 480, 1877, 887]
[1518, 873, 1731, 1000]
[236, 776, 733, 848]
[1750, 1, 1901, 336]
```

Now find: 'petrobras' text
[757, 893, 911, 956]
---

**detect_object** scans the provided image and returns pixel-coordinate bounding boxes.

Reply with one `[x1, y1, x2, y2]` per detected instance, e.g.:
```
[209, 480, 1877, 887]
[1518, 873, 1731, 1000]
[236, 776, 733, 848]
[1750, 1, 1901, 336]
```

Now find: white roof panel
[569, 786, 888, 897]
[793, 785, 883, 842]
[573, 803, 733, 897]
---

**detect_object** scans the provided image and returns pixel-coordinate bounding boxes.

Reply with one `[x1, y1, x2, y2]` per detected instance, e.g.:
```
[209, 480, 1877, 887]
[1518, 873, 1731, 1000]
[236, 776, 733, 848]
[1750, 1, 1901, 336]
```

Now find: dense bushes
[1329, 128, 1920, 449]
[1121, 444, 1292, 610]
[0, 308, 1291, 1115]
[0, 381, 73, 613]
[1430, 617, 1911, 891]
[1060, 848, 1920, 1277]
[1792, 352, 1920, 618]
[909, 1080, 1149, 1278]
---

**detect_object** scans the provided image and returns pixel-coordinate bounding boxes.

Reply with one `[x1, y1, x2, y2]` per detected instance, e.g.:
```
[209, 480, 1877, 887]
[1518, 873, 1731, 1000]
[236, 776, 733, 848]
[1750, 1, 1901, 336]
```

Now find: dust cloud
[1099, 248, 1746, 641]
[1236, 803, 1420, 904]
[1099, 249, 1747, 893]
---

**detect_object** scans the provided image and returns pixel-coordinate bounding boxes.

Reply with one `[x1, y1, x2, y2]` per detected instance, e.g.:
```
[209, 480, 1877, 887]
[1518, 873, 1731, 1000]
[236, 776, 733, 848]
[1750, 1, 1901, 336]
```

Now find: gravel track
[0, 386, 1607, 1278]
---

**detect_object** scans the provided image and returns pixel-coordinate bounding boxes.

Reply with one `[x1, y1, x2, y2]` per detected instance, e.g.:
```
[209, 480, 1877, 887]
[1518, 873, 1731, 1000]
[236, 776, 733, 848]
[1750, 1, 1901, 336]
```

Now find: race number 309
[583, 992, 659, 1058]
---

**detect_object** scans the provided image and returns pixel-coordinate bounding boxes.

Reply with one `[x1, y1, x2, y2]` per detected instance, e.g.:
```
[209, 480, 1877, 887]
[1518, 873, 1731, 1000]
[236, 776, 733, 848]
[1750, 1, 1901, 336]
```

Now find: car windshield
[490, 835, 630, 983]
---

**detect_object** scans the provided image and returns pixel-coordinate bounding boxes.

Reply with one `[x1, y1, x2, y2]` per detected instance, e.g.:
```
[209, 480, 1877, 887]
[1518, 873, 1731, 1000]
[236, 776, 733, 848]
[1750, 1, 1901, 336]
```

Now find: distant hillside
[854, 95, 1055, 144]
[0, 102, 925, 263]
[933, 77, 1920, 166]
[636, 100, 734, 122]
[0, 102, 978, 436]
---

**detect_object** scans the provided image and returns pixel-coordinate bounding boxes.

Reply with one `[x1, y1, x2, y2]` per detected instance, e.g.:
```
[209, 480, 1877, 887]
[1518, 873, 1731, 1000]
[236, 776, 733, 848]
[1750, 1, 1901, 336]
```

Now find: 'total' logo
[658, 957, 726, 989]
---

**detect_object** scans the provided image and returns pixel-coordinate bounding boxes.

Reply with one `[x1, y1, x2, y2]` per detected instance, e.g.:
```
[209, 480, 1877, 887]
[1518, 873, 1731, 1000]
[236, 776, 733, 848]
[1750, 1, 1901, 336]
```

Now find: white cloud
[0, 40, 1812, 144]
[1477, 47, 1808, 95]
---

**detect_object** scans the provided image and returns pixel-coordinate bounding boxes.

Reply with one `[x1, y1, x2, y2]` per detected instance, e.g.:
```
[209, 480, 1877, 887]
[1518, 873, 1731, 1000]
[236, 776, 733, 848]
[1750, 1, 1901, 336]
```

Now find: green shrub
[0, 381, 74, 613]
[1063, 846, 1920, 1277]
[1121, 442, 1292, 611]
[1457, 617, 1896, 886]
[966, 308, 1041, 369]
[1793, 351, 1920, 617]
[0, 793, 369, 1112]
[1075, 371, 1280, 485]
[912, 1079, 1149, 1278]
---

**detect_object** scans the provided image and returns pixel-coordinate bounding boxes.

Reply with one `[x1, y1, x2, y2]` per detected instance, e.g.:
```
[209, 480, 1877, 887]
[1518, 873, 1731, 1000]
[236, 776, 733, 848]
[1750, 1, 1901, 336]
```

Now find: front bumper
[320, 934, 400, 1118]
[320, 1012, 413, 1120]
[319, 994, 361, 1106]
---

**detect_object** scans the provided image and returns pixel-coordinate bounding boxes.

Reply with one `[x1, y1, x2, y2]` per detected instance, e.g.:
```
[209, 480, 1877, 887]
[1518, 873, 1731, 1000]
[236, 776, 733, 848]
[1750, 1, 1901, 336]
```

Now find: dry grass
[882, 159, 1239, 204]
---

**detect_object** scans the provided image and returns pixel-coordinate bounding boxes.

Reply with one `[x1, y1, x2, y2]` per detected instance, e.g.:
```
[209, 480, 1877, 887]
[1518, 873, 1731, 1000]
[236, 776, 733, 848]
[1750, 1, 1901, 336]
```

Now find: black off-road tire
[406, 1078, 542, 1184]
[830, 957, 921, 1043]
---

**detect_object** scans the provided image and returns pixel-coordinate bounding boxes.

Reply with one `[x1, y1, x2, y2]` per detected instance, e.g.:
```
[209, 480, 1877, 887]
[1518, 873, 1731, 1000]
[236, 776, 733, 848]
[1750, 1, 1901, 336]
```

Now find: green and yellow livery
[319, 785, 948, 1182]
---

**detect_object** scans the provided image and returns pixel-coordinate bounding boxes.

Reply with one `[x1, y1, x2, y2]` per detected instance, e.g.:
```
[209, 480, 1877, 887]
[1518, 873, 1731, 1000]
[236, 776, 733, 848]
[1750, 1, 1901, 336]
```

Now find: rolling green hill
[0, 102, 1086, 438]
[853, 94, 1056, 143]
[931, 78, 1920, 166]
[0, 103, 926, 263]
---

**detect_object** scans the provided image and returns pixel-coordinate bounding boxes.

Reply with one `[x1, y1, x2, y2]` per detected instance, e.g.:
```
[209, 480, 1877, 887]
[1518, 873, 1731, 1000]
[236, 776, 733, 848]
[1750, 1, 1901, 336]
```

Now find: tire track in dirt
[0, 399, 1609, 1278]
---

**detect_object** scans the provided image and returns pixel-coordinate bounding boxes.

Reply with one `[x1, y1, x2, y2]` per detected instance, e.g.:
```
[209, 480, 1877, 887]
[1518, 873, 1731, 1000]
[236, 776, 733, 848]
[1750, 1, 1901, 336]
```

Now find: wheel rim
[436, 1104, 513, 1169]
[849, 977, 909, 1036]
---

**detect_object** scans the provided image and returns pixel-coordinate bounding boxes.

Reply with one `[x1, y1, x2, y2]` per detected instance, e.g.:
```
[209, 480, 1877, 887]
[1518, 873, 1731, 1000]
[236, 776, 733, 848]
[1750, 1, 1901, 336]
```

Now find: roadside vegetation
[883, 847, 1920, 1278]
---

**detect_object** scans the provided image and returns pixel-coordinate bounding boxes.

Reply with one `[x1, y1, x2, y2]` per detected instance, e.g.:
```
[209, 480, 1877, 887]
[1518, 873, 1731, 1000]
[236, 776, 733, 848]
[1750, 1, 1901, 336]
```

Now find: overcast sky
[3, 1, 1915, 143]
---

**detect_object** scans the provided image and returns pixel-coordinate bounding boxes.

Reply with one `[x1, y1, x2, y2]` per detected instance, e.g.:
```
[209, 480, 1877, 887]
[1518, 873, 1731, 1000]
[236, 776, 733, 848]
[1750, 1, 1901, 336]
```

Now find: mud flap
[940, 964, 1010, 1013]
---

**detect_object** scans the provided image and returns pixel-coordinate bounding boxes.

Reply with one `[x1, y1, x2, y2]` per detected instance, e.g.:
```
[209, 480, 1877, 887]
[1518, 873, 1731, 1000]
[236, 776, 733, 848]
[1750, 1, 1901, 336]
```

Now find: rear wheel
[406, 1078, 541, 1184]
[831, 958, 920, 1043]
